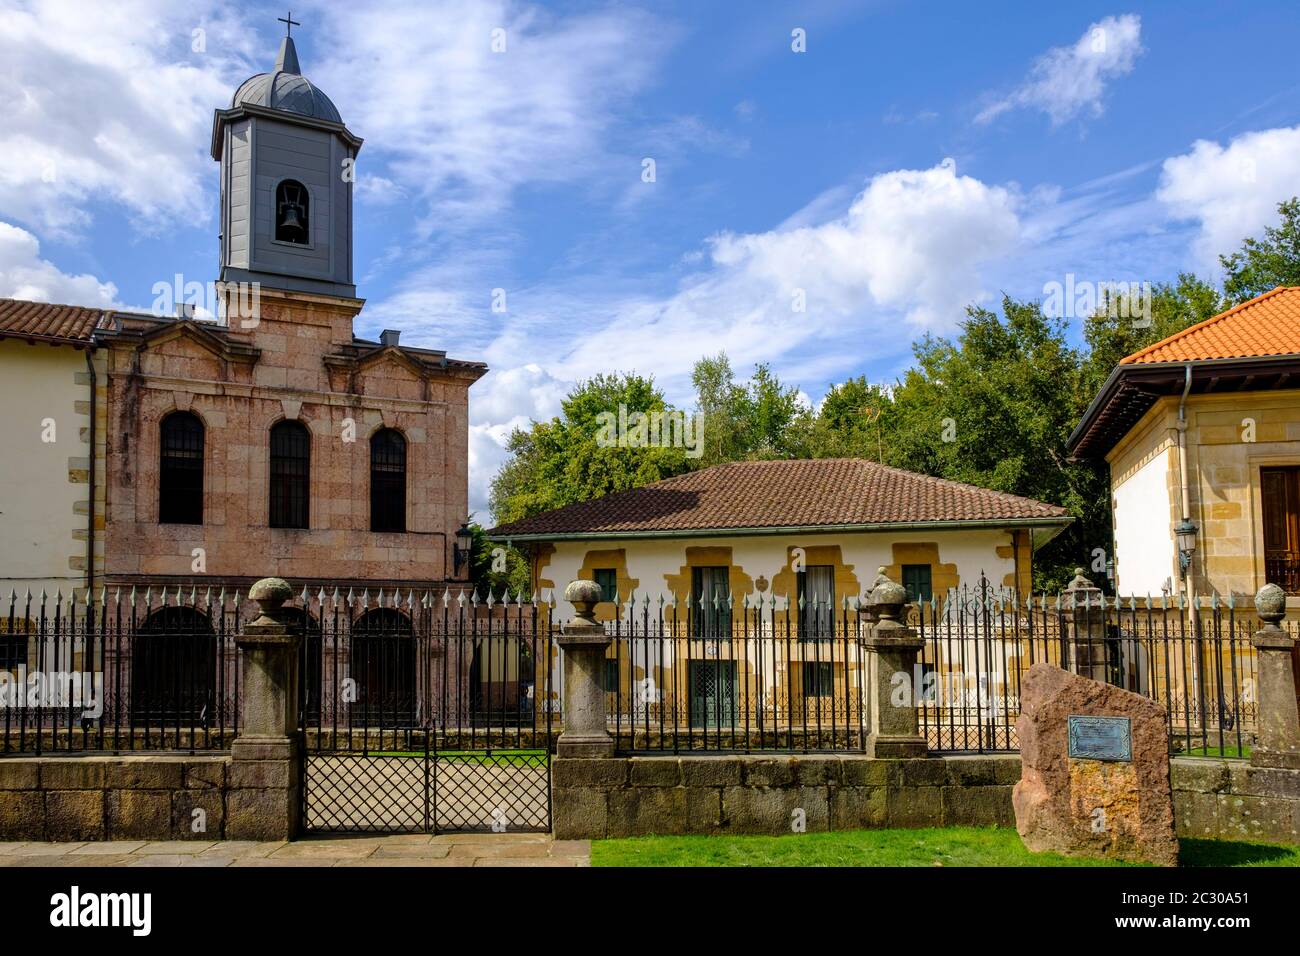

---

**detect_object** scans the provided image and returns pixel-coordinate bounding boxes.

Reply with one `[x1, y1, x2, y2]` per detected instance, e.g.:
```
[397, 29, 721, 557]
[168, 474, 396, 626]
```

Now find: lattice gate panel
[304, 754, 428, 832]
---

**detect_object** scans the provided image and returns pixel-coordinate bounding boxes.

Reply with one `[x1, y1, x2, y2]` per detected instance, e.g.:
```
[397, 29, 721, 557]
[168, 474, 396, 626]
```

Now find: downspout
[84, 348, 97, 602]
[1176, 363, 1206, 727]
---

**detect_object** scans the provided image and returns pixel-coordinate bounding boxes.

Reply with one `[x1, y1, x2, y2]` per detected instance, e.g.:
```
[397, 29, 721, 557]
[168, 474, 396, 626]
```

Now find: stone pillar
[1064, 568, 1108, 683]
[227, 577, 303, 840]
[1250, 584, 1300, 770]
[863, 573, 926, 758]
[556, 579, 614, 758]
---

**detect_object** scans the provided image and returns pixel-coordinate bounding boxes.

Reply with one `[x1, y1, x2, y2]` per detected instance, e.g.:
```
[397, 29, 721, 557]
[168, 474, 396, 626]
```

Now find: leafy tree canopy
[1221, 197, 1300, 304]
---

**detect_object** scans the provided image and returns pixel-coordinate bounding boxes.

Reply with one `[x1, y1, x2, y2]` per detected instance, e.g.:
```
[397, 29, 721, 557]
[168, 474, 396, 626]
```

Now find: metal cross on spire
[277, 11, 300, 37]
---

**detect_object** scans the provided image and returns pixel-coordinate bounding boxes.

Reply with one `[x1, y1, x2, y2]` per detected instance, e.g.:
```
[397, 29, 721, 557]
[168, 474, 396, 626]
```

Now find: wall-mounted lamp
[453, 522, 473, 576]
[1175, 517, 1199, 575]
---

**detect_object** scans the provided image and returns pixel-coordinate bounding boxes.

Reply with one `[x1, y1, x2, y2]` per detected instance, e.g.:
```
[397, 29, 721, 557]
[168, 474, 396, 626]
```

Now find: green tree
[1220, 197, 1300, 304]
[690, 353, 813, 464]
[488, 373, 692, 526]
[806, 375, 893, 460]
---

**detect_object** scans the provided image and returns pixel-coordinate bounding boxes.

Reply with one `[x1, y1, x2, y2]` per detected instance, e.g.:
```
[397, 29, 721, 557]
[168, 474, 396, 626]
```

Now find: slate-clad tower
[210, 34, 362, 298]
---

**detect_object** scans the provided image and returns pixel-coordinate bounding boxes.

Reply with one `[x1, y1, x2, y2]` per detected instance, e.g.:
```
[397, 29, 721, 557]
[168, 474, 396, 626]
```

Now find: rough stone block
[1174, 791, 1223, 839]
[553, 787, 608, 841]
[106, 789, 172, 839]
[105, 759, 184, 791]
[991, 756, 1024, 785]
[685, 788, 723, 833]
[0, 790, 46, 839]
[1171, 758, 1231, 794]
[945, 756, 997, 787]
[885, 785, 943, 829]
[607, 786, 686, 837]
[172, 789, 225, 840]
[227, 760, 290, 790]
[226, 788, 294, 841]
[1215, 794, 1300, 843]
[46, 789, 105, 841]
[722, 786, 827, 834]
[680, 757, 741, 787]
[829, 786, 885, 829]
[741, 758, 795, 788]
[841, 758, 895, 787]
[793, 756, 841, 786]
[41, 760, 105, 790]
[0, 760, 40, 790]
[551, 758, 628, 789]
[1237, 766, 1300, 801]
[899, 758, 948, 787]
[941, 785, 1013, 827]
[629, 758, 682, 787]
[183, 759, 228, 790]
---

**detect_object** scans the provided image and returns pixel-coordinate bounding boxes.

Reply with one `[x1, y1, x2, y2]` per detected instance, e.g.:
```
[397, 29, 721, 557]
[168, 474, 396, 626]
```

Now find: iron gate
[298, 591, 555, 834]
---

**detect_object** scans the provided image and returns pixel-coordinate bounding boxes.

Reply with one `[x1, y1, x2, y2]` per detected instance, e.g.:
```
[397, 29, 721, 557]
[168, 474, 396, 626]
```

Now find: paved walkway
[0, 834, 590, 867]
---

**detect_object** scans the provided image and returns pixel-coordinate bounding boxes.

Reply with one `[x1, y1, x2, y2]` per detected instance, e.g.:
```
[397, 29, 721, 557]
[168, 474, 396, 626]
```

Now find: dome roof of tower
[231, 36, 342, 124]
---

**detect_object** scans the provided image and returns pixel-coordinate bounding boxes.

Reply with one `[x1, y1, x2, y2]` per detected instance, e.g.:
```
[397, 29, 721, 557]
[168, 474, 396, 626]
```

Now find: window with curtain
[370, 429, 407, 533]
[691, 566, 731, 637]
[159, 411, 204, 525]
[269, 420, 310, 529]
[797, 564, 836, 639]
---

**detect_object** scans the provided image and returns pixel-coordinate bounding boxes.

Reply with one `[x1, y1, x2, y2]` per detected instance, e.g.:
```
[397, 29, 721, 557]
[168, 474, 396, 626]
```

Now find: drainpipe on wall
[84, 348, 97, 602]
[1176, 363, 1195, 595]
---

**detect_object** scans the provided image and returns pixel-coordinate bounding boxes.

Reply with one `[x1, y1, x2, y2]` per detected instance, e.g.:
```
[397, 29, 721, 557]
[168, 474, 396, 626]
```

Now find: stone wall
[555, 754, 1300, 844]
[553, 754, 1020, 840]
[0, 755, 229, 841]
[1171, 758, 1300, 844]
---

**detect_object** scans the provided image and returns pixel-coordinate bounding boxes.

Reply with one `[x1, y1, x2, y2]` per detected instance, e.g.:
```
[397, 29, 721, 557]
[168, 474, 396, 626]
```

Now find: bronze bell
[278, 201, 306, 242]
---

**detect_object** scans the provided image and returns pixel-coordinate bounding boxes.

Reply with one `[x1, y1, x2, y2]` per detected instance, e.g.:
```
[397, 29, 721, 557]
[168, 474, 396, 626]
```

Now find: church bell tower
[210, 18, 362, 299]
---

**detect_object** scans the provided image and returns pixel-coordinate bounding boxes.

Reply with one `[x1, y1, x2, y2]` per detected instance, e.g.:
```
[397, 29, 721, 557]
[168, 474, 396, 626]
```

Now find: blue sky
[4, 1, 1300, 517]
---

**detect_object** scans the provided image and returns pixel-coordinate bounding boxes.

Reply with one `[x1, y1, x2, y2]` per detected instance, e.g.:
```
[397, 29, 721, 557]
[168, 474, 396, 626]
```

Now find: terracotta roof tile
[488, 458, 1069, 538]
[0, 298, 110, 344]
[1121, 286, 1300, 365]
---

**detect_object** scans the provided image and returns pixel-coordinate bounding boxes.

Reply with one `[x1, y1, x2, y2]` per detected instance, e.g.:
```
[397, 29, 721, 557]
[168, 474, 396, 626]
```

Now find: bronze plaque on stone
[1067, 714, 1132, 761]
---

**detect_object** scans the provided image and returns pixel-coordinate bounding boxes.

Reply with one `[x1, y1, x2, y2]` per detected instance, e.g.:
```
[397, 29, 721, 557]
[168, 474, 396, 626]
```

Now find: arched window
[350, 608, 415, 726]
[130, 606, 216, 724]
[370, 429, 406, 533]
[159, 412, 204, 525]
[274, 179, 309, 244]
[269, 419, 310, 529]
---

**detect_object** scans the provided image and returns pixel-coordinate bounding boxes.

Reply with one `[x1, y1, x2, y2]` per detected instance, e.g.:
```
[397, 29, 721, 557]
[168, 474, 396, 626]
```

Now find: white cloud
[0, 0, 256, 239]
[0, 220, 118, 305]
[977, 14, 1143, 126]
[313, 0, 668, 233]
[467, 363, 569, 517]
[451, 158, 1022, 512]
[1156, 125, 1300, 271]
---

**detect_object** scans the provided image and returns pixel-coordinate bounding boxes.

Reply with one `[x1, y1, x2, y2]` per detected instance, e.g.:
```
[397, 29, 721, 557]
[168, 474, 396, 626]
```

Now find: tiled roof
[0, 298, 109, 344]
[488, 458, 1069, 539]
[1121, 286, 1300, 365]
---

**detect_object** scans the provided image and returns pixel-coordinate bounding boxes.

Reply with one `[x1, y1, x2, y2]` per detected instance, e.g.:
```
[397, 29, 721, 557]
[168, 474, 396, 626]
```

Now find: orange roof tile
[1121, 286, 1300, 365]
[0, 298, 110, 345]
[488, 458, 1069, 539]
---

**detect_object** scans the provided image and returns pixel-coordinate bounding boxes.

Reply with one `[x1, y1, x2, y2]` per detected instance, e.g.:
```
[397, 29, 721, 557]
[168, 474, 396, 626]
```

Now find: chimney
[380, 329, 401, 347]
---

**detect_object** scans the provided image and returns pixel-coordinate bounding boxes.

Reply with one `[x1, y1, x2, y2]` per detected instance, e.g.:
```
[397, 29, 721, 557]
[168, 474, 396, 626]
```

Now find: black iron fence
[298, 589, 554, 754]
[1, 587, 241, 754]
[604, 596, 866, 753]
[603, 578, 1298, 758]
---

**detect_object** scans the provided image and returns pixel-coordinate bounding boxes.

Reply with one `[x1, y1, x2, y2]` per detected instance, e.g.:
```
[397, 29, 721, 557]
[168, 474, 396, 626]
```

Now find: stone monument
[1013, 662, 1178, 866]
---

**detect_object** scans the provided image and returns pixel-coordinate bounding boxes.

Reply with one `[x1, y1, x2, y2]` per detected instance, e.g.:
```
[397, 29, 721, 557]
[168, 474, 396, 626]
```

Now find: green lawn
[1178, 744, 1252, 759]
[591, 827, 1300, 867]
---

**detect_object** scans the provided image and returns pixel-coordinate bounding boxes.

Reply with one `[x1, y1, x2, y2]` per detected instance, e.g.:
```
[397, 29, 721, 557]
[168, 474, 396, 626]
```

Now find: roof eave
[487, 515, 1073, 545]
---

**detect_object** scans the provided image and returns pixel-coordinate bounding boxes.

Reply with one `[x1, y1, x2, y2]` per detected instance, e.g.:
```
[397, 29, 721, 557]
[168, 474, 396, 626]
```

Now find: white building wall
[0, 339, 91, 605]
[538, 528, 1022, 618]
[1112, 450, 1177, 597]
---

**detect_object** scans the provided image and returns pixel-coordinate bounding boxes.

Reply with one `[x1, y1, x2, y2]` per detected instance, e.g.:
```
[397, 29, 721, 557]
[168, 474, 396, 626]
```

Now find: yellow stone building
[1069, 286, 1300, 609]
